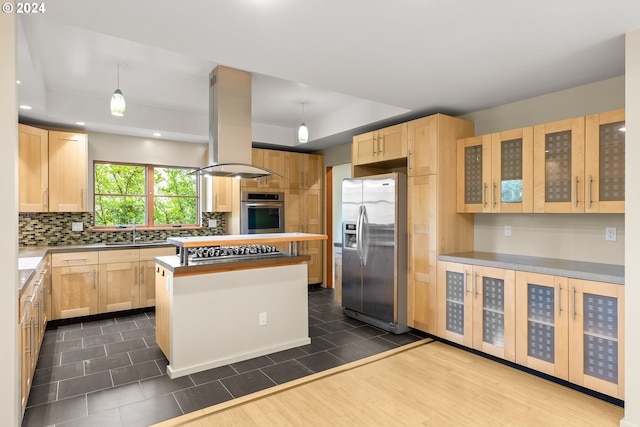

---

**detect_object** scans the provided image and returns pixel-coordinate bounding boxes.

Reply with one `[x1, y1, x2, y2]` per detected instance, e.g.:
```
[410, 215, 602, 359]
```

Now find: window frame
[93, 160, 201, 229]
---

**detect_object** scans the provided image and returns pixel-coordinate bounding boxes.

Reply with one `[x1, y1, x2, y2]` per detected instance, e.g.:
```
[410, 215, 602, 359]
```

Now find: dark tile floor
[22, 287, 428, 427]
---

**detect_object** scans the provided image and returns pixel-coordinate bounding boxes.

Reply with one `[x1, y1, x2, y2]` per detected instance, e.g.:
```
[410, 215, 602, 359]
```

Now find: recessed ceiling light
[76, 121, 86, 126]
[19, 105, 32, 110]
[153, 132, 161, 137]
[16, 80, 21, 84]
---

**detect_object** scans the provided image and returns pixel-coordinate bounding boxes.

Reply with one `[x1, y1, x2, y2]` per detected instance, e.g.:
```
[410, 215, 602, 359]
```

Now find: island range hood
[195, 65, 276, 179]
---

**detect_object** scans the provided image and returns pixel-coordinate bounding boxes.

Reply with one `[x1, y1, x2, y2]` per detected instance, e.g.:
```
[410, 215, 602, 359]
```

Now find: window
[94, 162, 199, 227]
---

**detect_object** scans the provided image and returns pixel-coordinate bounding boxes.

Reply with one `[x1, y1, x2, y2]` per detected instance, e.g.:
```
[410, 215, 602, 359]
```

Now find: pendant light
[110, 64, 126, 117]
[298, 102, 308, 143]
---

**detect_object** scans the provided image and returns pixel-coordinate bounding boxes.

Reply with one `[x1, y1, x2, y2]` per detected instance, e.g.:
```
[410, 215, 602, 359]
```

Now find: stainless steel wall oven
[240, 191, 285, 234]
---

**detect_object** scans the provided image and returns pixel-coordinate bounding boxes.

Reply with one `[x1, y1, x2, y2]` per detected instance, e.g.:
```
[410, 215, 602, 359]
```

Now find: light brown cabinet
[567, 278, 624, 399]
[584, 109, 625, 213]
[334, 247, 342, 304]
[18, 124, 49, 212]
[286, 188, 323, 284]
[18, 125, 88, 212]
[437, 262, 516, 361]
[457, 128, 533, 213]
[352, 123, 407, 166]
[139, 247, 176, 307]
[211, 177, 235, 212]
[48, 130, 88, 212]
[19, 299, 32, 416]
[98, 249, 140, 313]
[155, 264, 171, 358]
[533, 117, 586, 213]
[404, 114, 475, 334]
[51, 251, 99, 320]
[515, 271, 624, 399]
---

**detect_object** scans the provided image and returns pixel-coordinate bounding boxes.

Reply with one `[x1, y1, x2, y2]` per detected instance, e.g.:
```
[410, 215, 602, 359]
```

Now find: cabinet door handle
[156, 266, 160, 273]
[135, 266, 138, 285]
[557, 283, 562, 316]
[372, 137, 376, 156]
[483, 183, 488, 208]
[214, 193, 218, 211]
[473, 271, 478, 298]
[162, 269, 165, 277]
[93, 269, 97, 289]
[492, 183, 497, 209]
[43, 188, 48, 209]
[574, 176, 580, 208]
[379, 135, 384, 154]
[141, 265, 145, 284]
[571, 286, 576, 320]
[23, 321, 31, 354]
[30, 317, 35, 357]
[62, 257, 89, 262]
[588, 175, 593, 208]
[408, 150, 412, 171]
[464, 270, 470, 294]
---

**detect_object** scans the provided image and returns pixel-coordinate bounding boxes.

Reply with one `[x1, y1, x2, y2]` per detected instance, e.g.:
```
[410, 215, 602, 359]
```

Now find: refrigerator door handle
[356, 205, 364, 266]
[360, 205, 369, 266]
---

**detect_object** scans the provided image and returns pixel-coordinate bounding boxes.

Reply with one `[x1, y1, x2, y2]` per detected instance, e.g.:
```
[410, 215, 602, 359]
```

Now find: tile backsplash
[19, 212, 226, 246]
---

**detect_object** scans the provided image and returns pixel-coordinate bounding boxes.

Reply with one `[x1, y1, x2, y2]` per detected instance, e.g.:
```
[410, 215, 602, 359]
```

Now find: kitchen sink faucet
[132, 218, 143, 243]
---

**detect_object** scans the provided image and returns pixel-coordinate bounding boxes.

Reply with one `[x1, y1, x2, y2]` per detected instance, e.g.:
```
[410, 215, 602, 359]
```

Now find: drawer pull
[61, 257, 89, 262]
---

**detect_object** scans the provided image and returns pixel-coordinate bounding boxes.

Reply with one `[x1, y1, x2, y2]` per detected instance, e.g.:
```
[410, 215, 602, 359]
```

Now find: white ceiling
[16, 0, 640, 151]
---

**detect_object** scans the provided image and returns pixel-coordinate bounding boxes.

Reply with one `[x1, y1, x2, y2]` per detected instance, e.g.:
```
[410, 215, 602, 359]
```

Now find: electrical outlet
[71, 222, 83, 232]
[504, 225, 512, 237]
[259, 312, 267, 326]
[605, 227, 617, 241]
[208, 219, 217, 228]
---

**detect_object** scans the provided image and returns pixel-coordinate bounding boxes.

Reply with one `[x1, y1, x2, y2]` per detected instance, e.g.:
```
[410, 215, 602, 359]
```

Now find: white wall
[460, 77, 625, 264]
[622, 28, 640, 427]
[2, 9, 20, 426]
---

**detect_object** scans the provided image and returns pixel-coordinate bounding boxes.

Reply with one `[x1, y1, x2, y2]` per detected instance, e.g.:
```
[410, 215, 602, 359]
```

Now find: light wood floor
[154, 340, 624, 427]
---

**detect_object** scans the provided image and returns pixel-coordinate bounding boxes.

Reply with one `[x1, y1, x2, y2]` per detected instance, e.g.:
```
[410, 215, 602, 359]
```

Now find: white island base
[156, 261, 310, 379]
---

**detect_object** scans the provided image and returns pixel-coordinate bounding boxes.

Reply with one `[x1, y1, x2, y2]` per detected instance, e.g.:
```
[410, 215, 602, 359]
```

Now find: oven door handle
[243, 202, 284, 208]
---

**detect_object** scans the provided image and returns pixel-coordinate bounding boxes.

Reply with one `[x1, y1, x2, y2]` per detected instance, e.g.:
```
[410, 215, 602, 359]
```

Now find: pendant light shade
[110, 64, 126, 116]
[298, 102, 308, 143]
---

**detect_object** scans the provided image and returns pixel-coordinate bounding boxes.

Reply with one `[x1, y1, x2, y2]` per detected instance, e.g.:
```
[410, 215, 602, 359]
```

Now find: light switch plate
[504, 225, 512, 237]
[71, 222, 84, 232]
[208, 219, 217, 228]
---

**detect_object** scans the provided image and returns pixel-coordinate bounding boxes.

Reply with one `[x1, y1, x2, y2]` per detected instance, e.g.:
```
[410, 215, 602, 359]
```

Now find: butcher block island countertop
[155, 233, 326, 379]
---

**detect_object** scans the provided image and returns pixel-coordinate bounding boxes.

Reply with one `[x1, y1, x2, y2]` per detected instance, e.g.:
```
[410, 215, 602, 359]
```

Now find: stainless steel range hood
[195, 65, 276, 179]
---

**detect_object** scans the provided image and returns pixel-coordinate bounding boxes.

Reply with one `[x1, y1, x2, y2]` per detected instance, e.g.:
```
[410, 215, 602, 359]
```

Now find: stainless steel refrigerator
[341, 172, 408, 334]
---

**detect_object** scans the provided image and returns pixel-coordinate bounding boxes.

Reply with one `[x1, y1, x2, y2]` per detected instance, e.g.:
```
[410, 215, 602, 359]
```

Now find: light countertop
[438, 251, 624, 285]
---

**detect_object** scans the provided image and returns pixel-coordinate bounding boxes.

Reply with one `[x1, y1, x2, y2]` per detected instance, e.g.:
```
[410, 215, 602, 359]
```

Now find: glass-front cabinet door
[437, 262, 473, 346]
[515, 271, 569, 380]
[457, 135, 492, 213]
[585, 109, 625, 213]
[491, 127, 533, 213]
[568, 278, 624, 399]
[471, 266, 516, 362]
[533, 117, 585, 213]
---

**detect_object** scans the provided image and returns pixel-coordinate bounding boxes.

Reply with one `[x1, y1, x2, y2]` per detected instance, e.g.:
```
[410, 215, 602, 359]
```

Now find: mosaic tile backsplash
[19, 212, 226, 246]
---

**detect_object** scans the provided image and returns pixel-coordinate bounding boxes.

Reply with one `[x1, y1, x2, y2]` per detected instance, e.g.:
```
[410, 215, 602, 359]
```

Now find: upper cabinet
[19, 124, 49, 212]
[533, 117, 585, 213]
[584, 109, 625, 213]
[457, 128, 533, 213]
[457, 135, 491, 213]
[352, 123, 407, 166]
[19, 125, 88, 213]
[48, 131, 88, 212]
[457, 109, 624, 214]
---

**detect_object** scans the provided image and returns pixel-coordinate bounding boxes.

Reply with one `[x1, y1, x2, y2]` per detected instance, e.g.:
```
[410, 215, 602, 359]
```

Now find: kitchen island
[154, 233, 327, 379]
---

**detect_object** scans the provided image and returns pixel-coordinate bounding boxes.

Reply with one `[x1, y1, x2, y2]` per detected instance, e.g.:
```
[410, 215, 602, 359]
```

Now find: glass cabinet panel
[500, 139, 523, 204]
[598, 121, 625, 202]
[583, 293, 618, 384]
[464, 145, 483, 205]
[482, 276, 505, 347]
[527, 283, 556, 363]
[544, 131, 572, 204]
[445, 270, 465, 335]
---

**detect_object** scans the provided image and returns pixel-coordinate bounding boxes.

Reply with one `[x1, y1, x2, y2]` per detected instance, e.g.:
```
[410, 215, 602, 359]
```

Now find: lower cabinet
[51, 252, 99, 320]
[437, 262, 516, 361]
[435, 264, 624, 399]
[515, 272, 624, 399]
[19, 294, 33, 416]
[334, 247, 342, 304]
[155, 264, 171, 358]
[52, 247, 175, 319]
